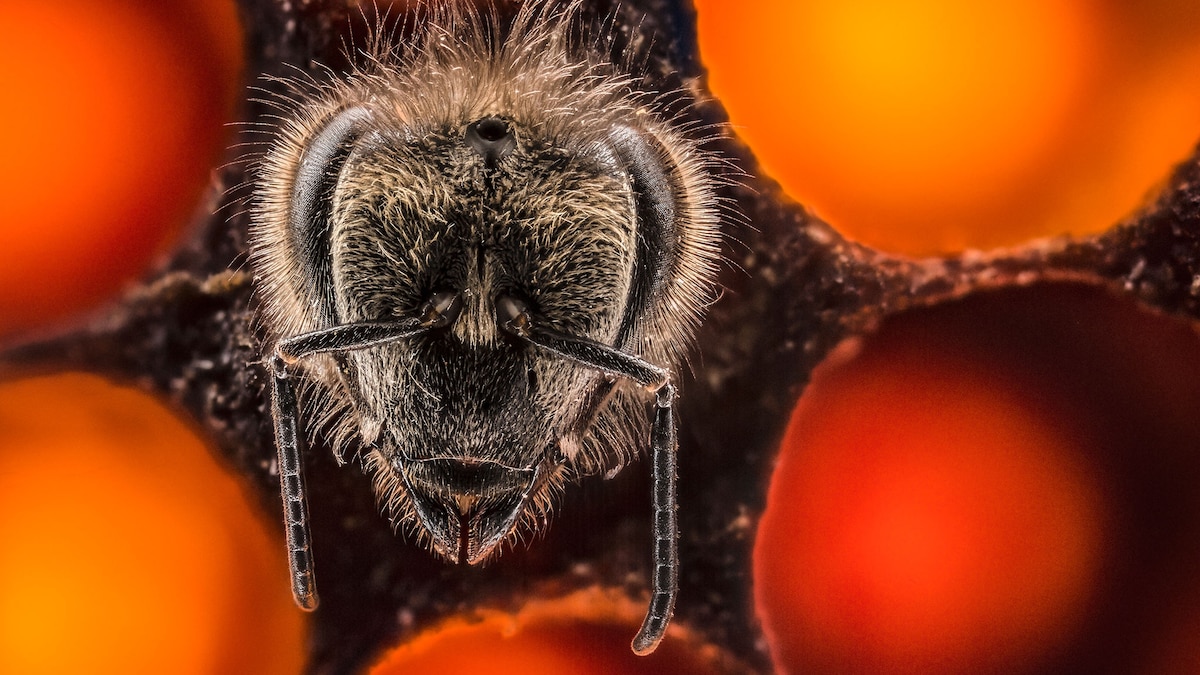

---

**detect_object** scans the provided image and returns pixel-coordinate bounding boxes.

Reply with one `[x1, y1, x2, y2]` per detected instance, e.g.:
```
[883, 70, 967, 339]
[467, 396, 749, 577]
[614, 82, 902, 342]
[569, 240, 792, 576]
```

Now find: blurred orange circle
[754, 345, 1105, 673]
[0, 0, 241, 335]
[370, 592, 726, 675]
[0, 374, 304, 675]
[697, 0, 1200, 253]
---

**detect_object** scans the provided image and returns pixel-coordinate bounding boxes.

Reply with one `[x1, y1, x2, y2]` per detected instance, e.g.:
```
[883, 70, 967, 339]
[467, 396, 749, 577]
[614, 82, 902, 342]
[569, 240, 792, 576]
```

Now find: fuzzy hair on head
[249, 0, 727, 563]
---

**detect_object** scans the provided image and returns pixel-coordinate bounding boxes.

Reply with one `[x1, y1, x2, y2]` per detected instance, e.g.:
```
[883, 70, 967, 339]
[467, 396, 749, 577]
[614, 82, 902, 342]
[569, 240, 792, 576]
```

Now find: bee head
[249, 5, 724, 633]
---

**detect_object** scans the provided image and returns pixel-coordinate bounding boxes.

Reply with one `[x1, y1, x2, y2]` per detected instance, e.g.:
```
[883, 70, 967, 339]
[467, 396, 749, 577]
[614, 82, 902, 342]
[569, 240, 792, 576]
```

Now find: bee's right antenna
[495, 294, 680, 655]
[632, 378, 678, 655]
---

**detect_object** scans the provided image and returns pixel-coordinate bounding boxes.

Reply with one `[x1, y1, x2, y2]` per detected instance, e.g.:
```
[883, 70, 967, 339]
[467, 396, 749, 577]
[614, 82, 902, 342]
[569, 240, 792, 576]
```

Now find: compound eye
[419, 290, 463, 328]
[464, 116, 516, 167]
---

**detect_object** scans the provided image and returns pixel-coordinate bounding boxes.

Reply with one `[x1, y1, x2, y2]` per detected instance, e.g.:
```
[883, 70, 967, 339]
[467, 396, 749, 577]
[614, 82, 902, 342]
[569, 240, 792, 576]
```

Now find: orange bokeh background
[1, 1, 1200, 673]
[0, 374, 304, 675]
[755, 338, 1106, 673]
[0, 0, 242, 336]
[753, 287, 1200, 674]
[370, 593, 728, 675]
[697, 0, 1200, 254]
[700, 5, 1200, 669]
[0, 1, 310, 673]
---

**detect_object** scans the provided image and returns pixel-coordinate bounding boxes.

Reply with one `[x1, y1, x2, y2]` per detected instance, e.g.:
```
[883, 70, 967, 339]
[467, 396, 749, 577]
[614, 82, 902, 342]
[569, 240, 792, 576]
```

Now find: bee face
[249, 1, 725, 653]
[322, 112, 643, 563]
[330, 116, 637, 342]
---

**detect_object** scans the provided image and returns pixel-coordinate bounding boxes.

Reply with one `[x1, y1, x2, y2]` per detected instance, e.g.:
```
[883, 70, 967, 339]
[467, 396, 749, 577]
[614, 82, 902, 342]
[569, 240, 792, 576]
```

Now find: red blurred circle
[755, 344, 1106, 673]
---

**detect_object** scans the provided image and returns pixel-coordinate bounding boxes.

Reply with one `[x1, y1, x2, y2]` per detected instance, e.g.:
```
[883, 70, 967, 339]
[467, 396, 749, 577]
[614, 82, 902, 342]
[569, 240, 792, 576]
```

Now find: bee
[251, 0, 723, 654]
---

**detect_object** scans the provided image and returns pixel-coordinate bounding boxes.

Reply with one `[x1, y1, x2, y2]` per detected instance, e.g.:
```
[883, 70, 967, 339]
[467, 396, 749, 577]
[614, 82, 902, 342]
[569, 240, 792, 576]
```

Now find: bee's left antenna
[268, 304, 463, 610]
[270, 352, 319, 610]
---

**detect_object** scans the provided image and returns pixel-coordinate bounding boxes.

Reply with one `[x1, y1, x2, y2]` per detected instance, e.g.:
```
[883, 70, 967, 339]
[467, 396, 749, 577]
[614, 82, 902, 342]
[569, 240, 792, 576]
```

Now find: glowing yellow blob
[698, 0, 1200, 253]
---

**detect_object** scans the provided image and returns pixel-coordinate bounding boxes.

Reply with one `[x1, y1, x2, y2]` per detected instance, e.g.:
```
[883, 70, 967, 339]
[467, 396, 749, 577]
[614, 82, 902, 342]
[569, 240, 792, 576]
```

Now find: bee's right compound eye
[420, 291, 463, 328]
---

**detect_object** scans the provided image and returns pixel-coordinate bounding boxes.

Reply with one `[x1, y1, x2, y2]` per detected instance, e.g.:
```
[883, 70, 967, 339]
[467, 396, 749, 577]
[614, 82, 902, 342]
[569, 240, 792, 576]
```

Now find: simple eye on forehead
[464, 115, 516, 167]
